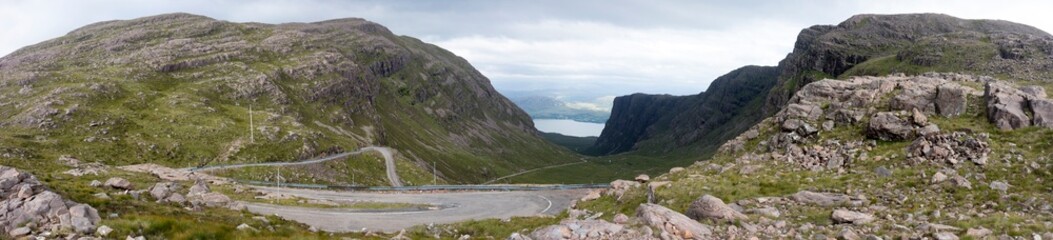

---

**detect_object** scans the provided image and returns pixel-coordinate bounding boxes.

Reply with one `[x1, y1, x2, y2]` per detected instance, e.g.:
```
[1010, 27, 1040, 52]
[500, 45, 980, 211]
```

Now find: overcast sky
[2, 1, 1052, 105]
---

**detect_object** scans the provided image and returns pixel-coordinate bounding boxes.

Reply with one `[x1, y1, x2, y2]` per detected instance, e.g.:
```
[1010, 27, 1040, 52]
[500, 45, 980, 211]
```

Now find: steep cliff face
[590, 66, 778, 155]
[0, 13, 574, 183]
[764, 13, 1053, 114]
[593, 13, 1053, 157]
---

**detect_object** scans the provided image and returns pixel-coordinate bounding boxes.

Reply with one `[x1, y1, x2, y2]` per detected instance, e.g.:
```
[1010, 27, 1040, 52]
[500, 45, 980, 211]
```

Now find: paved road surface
[244, 186, 589, 232]
[189, 146, 403, 187]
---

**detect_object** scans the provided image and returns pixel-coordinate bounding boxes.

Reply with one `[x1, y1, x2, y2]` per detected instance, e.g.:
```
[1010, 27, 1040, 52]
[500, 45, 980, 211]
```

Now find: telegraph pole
[432, 161, 436, 185]
[249, 105, 255, 143]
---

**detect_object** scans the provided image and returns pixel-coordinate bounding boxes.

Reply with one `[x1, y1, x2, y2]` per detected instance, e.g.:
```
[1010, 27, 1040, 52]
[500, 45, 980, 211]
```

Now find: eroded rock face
[0, 166, 100, 237]
[935, 84, 970, 117]
[636, 203, 711, 239]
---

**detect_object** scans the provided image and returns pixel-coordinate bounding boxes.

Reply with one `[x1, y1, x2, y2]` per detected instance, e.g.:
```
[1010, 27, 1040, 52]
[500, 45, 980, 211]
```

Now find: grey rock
[917, 124, 941, 136]
[637, 203, 711, 239]
[686, 195, 747, 221]
[9, 227, 30, 237]
[831, 209, 875, 225]
[89, 180, 102, 187]
[69, 203, 101, 234]
[786, 104, 824, 121]
[634, 174, 650, 183]
[104, 177, 133, 190]
[985, 82, 1032, 130]
[529, 219, 626, 240]
[936, 84, 969, 117]
[792, 191, 851, 206]
[933, 232, 959, 240]
[875, 166, 892, 178]
[149, 182, 176, 200]
[822, 120, 835, 131]
[966, 227, 993, 238]
[96, 225, 113, 236]
[1031, 99, 1053, 128]
[1020, 85, 1047, 99]
[911, 108, 929, 126]
[867, 112, 915, 141]
[188, 180, 210, 196]
[989, 181, 1010, 192]
[236, 223, 257, 232]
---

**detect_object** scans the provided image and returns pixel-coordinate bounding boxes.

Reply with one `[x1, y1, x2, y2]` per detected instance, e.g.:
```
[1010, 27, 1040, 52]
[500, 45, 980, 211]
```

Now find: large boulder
[149, 182, 178, 200]
[685, 195, 746, 222]
[188, 180, 211, 196]
[636, 203, 711, 239]
[935, 84, 969, 117]
[1031, 99, 1053, 128]
[866, 112, 916, 141]
[985, 82, 1031, 130]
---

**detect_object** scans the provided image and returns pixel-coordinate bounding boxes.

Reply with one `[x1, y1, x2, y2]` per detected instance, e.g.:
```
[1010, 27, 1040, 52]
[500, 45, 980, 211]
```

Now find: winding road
[244, 186, 589, 232]
[190, 146, 403, 187]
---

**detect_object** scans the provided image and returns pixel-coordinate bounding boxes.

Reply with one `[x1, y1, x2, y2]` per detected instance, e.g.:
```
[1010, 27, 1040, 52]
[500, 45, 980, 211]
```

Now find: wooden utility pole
[249, 105, 255, 143]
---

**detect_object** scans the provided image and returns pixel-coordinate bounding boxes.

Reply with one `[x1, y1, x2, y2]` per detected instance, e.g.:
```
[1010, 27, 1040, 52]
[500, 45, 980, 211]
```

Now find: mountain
[592, 13, 1053, 157]
[511, 95, 610, 123]
[0, 13, 575, 183]
[589, 65, 779, 155]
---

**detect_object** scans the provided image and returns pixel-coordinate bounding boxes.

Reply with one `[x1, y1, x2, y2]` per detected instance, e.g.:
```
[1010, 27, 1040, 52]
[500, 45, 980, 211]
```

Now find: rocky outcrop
[765, 13, 1053, 115]
[983, 81, 1053, 130]
[0, 166, 100, 238]
[527, 219, 639, 240]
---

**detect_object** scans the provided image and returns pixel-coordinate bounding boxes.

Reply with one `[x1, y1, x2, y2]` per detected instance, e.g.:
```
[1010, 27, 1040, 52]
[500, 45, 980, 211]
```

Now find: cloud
[2, 0, 1052, 99]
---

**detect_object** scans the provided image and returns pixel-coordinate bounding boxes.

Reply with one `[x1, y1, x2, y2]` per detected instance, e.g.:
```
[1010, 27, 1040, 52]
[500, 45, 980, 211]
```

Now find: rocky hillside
[0, 13, 574, 183]
[592, 13, 1053, 159]
[524, 73, 1053, 239]
[589, 65, 778, 155]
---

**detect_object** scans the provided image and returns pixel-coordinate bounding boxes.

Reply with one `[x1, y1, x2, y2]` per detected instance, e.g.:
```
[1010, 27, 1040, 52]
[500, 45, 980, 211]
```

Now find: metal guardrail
[236, 179, 609, 192]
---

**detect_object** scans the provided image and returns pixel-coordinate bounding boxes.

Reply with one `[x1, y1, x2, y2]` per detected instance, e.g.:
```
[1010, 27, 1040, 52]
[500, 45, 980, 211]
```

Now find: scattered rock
[104, 177, 133, 190]
[951, 176, 972, 189]
[747, 206, 781, 218]
[96, 225, 113, 236]
[933, 232, 959, 240]
[637, 203, 711, 239]
[149, 182, 178, 200]
[791, 191, 852, 206]
[8, 227, 30, 237]
[989, 181, 1010, 192]
[839, 228, 861, 240]
[188, 180, 210, 196]
[874, 166, 892, 178]
[236, 223, 257, 232]
[965, 227, 993, 238]
[89, 180, 102, 187]
[932, 172, 948, 183]
[605, 180, 640, 200]
[907, 132, 990, 166]
[669, 167, 685, 174]
[580, 190, 601, 202]
[612, 213, 629, 224]
[528, 219, 629, 240]
[686, 195, 746, 222]
[1032, 99, 1053, 128]
[822, 120, 835, 131]
[831, 209, 875, 225]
